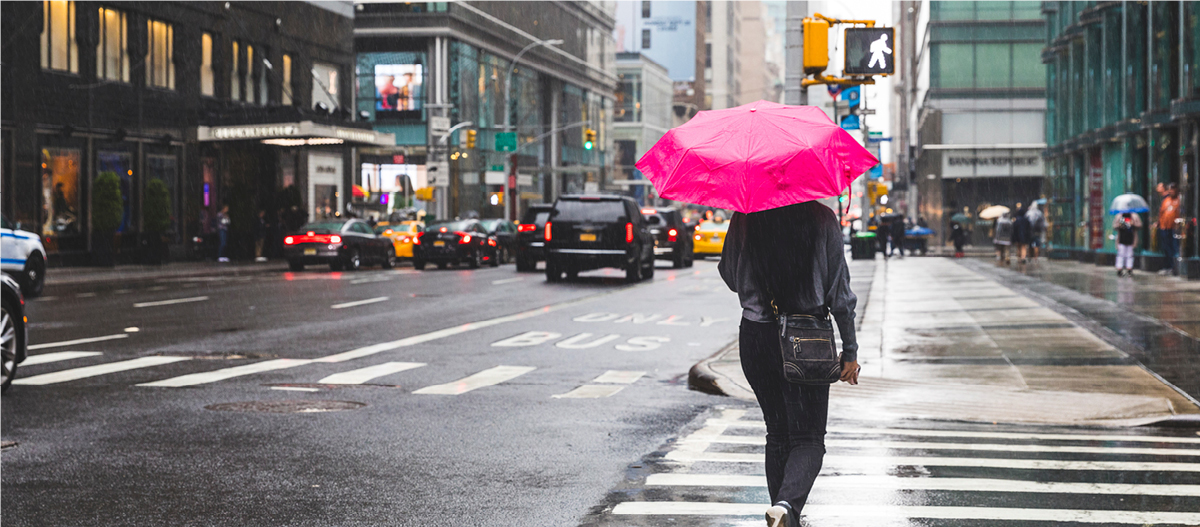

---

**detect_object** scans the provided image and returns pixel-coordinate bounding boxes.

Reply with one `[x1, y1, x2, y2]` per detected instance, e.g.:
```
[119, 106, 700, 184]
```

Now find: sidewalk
[45, 260, 288, 286]
[690, 256, 1200, 427]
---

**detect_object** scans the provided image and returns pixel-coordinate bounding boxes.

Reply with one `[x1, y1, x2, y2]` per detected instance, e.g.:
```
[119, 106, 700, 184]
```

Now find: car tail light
[457, 232, 472, 244]
[695, 234, 702, 241]
[284, 236, 295, 245]
[518, 224, 537, 232]
[440, 227, 448, 233]
[307, 231, 315, 236]
[329, 235, 342, 244]
[625, 222, 634, 243]
[414, 232, 423, 245]
[488, 239, 497, 246]
[544, 222, 552, 242]
[399, 236, 409, 243]
[668, 228, 678, 242]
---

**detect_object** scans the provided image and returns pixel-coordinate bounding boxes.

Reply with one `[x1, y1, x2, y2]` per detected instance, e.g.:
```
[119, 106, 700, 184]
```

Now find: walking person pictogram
[868, 33, 892, 69]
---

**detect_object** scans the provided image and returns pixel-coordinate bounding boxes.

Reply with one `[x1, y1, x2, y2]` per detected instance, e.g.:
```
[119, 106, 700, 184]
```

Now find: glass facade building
[1043, 2, 1200, 274]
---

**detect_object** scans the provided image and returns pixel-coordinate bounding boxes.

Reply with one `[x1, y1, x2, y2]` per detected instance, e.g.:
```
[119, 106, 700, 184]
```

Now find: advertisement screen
[374, 64, 423, 119]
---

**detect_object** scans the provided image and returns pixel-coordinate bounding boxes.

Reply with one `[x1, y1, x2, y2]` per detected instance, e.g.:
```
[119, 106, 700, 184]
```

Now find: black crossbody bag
[772, 302, 841, 385]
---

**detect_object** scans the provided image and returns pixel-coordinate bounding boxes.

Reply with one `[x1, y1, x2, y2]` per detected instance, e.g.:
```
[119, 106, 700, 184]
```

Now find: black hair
[740, 201, 832, 313]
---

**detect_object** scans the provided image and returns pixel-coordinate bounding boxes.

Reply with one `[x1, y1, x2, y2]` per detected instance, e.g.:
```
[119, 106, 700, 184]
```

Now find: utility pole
[784, 1, 809, 105]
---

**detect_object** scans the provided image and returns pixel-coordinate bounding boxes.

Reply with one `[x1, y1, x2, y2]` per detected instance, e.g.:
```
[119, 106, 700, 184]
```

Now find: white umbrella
[1109, 193, 1150, 215]
[978, 205, 1010, 220]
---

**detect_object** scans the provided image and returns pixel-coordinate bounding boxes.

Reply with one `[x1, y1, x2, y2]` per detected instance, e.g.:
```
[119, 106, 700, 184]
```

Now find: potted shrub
[142, 178, 172, 265]
[91, 171, 123, 267]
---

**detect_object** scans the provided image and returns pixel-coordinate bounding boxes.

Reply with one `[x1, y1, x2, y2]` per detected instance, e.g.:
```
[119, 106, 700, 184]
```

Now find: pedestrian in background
[1157, 183, 1180, 275]
[216, 205, 231, 263]
[1113, 212, 1142, 277]
[719, 201, 859, 527]
[950, 221, 967, 258]
[889, 217, 906, 258]
[1026, 203, 1046, 262]
[993, 212, 1013, 265]
[253, 210, 268, 262]
[1012, 204, 1031, 264]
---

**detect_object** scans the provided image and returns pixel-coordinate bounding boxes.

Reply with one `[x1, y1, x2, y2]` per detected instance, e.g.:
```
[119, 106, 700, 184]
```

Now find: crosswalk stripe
[644, 474, 1200, 496]
[706, 420, 1200, 445]
[611, 502, 1200, 524]
[317, 362, 425, 384]
[552, 385, 624, 398]
[13, 356, 190, 385]
[663, 451, 1200, 472]
[682, 436, 1200, 457]
[591, 370, 645, 384]
[413, 366, 535, 395]
[21, 351, 103, 366]
[133, 296, 209, 308]
[331, 296, 388, 309]
[28, 334, 128, 351]
[137, 359, 313, 387]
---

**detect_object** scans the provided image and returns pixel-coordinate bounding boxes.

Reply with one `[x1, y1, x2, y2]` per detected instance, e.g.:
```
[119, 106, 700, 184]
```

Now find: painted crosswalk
[584, 408, 1200, 526]
[14, 356, 191, 385]
[317, 362, 425, 384]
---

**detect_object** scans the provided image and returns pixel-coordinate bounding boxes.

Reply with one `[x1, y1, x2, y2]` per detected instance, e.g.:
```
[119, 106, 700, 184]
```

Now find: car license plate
[434, 241, 446, 247]
[304, 248, 317, 256]
[579, 233, 597, 242]
[711, 236, 721, 243]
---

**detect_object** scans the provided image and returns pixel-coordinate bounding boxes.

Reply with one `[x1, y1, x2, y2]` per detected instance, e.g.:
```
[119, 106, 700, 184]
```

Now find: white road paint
[614, 336, 670, 351]
[20, 351, 103, 366]
[613, 313, 662, 324]
[555, 333, 621, 349]
[124, 327, 140, 333]
[552, 385, 624, 398]
[682, 436, 1200, 457]
[271, 386, 319, 392]
[662, 451, 1200, 472]
[138, 359, 313, 387]
[14, 356, 191, 385]
[611, 502, 1200, 524]
[349, 277, 393, 285]
[491, 331, 562, 347]
[706, 421, 1200, 445]
[75, 292, 96, 298]
[28, 334, 129, 351]
[644, 473, 1200, 497]
[317, 362, 425, 384]
[591, 370, 645, 384]
[491, 277, 524, 285]
[412, 366, 535, 395]
[133, 296, 210, 308]
[331, 296, 389, 309]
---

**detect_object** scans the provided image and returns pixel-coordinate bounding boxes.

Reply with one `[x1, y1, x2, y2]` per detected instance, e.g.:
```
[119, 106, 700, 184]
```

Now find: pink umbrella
[635, 100, 878, 213]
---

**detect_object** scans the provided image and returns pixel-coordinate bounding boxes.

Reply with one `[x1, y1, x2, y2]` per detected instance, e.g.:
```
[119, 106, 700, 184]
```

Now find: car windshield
[521, 209, 551, 224]
[553, 200, 626, 222]
[430, 220, 474, 232]
[300, 222, 345, 234]
[698, 221, 730, 232]
[478, 220, 504, 231]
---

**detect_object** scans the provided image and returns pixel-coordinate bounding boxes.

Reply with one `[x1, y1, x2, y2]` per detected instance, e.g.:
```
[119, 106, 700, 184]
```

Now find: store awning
[195, 121, 395, 147]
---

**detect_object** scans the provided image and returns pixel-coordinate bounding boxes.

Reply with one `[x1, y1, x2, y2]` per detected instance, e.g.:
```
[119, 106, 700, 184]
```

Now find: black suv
[544, 195, 655, 282]
[642, 207, 694, 268]
[515, 204, 554, 272]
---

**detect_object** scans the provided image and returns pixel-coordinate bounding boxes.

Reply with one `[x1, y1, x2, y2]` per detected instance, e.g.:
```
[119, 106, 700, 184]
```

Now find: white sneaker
[765, 502, 792, 527]
[255, 257, 267, 262]
[218, 257, 230, 263]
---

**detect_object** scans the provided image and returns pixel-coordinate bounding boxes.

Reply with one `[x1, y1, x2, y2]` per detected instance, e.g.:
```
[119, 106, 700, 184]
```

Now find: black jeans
[739, 319, 830, 513]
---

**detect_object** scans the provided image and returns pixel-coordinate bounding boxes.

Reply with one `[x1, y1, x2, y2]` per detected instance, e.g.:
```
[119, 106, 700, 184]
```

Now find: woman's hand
[840, 360, 860, 385]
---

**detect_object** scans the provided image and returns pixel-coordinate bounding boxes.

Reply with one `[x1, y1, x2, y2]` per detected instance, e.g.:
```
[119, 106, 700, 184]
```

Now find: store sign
[211, 125, 300, 140]
[197, 121, 394, 146]
[941, 150, 1043, 178]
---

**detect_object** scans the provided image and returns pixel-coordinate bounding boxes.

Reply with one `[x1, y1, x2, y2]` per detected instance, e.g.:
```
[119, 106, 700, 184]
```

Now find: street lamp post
[502, 39, 563, 221]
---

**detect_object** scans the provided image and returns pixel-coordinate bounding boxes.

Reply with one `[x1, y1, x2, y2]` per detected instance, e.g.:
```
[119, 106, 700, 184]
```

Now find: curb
[687, 340, 756, 400]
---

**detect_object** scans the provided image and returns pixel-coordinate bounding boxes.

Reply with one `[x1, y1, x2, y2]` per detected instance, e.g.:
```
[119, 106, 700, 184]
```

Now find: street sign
[840, 114, 860, 130]
[430, 116, 451, 135]
[869, 131, 882, 137]
[490, 164, 504, 172]
[495, 132, 517, 152]
[426, 161, 450, 187]
[517, 174, 533, 187]
[484, 171, 506, 185]
[869, 164, 883, 179]
[844, 27, 895, 75]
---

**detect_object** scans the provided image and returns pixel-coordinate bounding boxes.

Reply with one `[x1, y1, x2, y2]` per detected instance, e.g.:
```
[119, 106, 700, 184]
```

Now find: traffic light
[489, 192, 504, 206]
[584, 129, 596, 150]
[802, 18, 830, 74]
[465, 129, 477, 149]
[844, 27, 895, 75]
[868, 181, 889, 205]
[414, 187, 434, 201]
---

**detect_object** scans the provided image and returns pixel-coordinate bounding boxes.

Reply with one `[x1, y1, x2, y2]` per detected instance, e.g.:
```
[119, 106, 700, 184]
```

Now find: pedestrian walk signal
[584, 129, 596, 150]
[844, 27, 894, 75]
[465, 129, 477, 149]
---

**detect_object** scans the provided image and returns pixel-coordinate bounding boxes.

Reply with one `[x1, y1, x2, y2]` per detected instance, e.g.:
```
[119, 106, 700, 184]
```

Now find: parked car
[2, 273, 28, 393]
[692, 219, 730, 258]
[1, 215, 47, 297]
[515, 204, 554, 272]
[413, 219, 499, 270]
[375, 220, 424, 259]
[479, 219, 518, 264]
[284, 219, 394, 272]
[543, 195, 655, 283]
[641, 207, 695, 269]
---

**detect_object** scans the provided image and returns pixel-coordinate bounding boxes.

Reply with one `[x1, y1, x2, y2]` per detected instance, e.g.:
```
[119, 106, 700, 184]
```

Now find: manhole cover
[205, 400, 365, 413]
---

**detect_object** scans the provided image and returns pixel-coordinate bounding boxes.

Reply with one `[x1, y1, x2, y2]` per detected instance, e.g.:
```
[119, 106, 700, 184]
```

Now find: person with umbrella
[1012, 203, 1031, 264]
[993, 211, 1014, 265]
[1026, 202, 1047, 262]
[1110, 193, 1151, 276]
[637, 101, 876, 527]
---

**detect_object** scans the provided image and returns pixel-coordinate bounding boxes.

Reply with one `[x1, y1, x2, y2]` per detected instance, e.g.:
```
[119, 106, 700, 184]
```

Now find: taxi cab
[692, 219, 730, 258]
[375, 221, 424, 259]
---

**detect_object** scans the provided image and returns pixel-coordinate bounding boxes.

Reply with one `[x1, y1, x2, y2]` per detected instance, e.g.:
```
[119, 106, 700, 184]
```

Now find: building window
[145, 19, 174, 89]
[616, 73, 641, 122]
[312, 62, 339, 110]
[705, 43, 712, 68]
[96, 7, 128, 82]
[246, 45, 256, 103]
[641, 1, 650, 18]
[282, 54, 293, 105]
[41, 1, 78, 73]
[231, 41, 241, 100]
[641, 29, 651, 49]
[258, 49, 269, 105]
[200, 33, 214, 96]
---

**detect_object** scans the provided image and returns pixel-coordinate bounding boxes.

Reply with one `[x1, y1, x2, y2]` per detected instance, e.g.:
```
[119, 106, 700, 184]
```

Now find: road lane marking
[133, 296, 209, 308]
[591, 370, 645, 384]
[552, 385, 624, 398]
[331, 297, 389, 309]
[611, 503, 1200, 524]
[706, 421, 1200, 445]
[350, 277, 393, 285]
[413, 366, 535, 395]
[21, 351, 103, 366]
[317, 362, 425, 384]
[271, 386, 319, 392]
[138, 359, 313, 387]
[662, 451, 1200, 472]
[75, 292, 96, 298]
[644, 474, 1200, 496]
[555, 333, 621, 349]
[13, 356, 191, 385]
[491, 277, 524, 285]
[28, 334, 129, 350]
[680, 436, 1200, 457]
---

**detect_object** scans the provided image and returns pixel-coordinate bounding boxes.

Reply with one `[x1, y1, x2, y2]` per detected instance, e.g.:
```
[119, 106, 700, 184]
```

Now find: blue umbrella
[906, 226, 935, 237]
[1109, 193, 1150, 215]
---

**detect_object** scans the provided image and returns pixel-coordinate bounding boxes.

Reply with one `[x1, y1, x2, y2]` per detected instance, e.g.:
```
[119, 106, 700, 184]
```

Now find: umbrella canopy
[978, 205, 1010, 220]
[635, 101, 878, 213]
[949, 213, 971, 224]
[352, 185, 369, 198]
[907, 226, 935, 237]
[1109, 193, 1150, 215]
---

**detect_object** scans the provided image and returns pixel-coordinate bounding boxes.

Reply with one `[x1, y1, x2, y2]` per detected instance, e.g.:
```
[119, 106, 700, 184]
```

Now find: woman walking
[719, 201, 859, 527]
[1113, 212, 1141, 276]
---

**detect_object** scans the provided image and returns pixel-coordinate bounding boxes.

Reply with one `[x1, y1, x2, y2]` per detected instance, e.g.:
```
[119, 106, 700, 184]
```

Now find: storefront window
[97, 151, 133, 233]
[147, 155, 178, 236]
[40, 148, 81, 241]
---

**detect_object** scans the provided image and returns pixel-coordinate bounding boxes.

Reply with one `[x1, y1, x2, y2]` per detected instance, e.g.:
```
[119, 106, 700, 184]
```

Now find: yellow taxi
[375, 221, 424, 258]
[692, 219, 729, 257]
